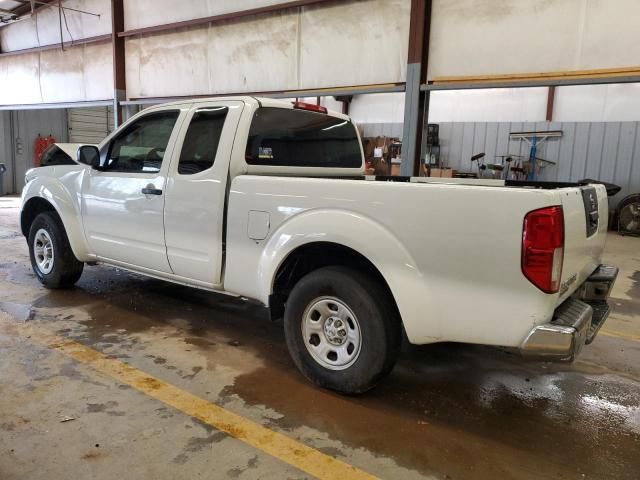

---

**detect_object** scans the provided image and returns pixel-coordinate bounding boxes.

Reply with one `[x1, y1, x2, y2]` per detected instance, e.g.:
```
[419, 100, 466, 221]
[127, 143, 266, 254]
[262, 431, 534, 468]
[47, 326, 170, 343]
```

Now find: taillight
[522, 206, 564, 293]
[292, 101, 328, 114]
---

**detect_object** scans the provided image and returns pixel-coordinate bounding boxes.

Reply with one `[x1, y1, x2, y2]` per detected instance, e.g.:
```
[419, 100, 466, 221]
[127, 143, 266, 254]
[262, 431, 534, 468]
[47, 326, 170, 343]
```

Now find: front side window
[178, 107, 228, 175]
[245, 107, 362, 168]
[104, 111, 179, 173]
[40, 145, 76, 167]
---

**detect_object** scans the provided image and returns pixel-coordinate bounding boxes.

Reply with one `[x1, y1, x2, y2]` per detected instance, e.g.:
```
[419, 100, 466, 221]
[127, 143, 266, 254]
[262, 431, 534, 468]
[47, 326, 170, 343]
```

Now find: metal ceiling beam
[0, 99, 113, 110]
[11, 0, 99, 17]
[422, 74, 640, 90]
[120, 83, 406, 106]
[0, 33, 110, 57]
[546, 86, 556, 122]
[10, 0, 55, 17]
[117, 0, 335, 38]
[424, 66, 640, 90]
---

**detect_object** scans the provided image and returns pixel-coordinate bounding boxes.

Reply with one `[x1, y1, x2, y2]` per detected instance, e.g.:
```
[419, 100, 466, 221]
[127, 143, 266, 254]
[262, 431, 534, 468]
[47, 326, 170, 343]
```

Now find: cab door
[82, 109, 185, 273]
[163, 100, 244, 286]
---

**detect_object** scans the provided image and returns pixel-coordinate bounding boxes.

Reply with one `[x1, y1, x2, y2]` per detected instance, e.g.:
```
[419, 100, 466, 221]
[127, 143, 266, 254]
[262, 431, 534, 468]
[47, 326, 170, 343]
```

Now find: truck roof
[151, 96, 350, 122]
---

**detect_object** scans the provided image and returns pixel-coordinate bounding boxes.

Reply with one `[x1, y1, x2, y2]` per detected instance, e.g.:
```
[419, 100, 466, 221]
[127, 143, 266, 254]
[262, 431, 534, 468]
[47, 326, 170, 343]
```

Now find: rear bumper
[520, 264, 618, 361]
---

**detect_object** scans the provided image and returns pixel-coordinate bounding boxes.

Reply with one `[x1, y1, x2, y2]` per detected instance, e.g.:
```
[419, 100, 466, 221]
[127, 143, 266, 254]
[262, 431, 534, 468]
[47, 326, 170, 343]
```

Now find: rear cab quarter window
[245, 107, 361, 168]
[178, 107, 229, 175]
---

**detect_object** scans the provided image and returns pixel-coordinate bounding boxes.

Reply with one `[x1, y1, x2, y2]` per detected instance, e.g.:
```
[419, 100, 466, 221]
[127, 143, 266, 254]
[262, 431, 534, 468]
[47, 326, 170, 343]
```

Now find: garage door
[67, 107, 114, 144]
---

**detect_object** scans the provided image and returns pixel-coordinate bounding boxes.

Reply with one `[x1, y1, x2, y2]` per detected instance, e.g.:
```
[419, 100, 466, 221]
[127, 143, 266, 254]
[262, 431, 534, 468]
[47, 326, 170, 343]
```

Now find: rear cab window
[245, 107, 362, 168]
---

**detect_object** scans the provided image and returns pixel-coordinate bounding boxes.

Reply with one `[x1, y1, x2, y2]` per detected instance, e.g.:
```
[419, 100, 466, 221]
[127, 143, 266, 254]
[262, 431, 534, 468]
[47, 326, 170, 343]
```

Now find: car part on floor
[617, 193, 640, 236]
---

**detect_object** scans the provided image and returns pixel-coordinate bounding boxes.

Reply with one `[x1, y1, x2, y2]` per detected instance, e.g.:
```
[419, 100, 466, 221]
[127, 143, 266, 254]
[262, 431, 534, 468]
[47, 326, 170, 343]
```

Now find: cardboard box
[429, 168, 454, 178]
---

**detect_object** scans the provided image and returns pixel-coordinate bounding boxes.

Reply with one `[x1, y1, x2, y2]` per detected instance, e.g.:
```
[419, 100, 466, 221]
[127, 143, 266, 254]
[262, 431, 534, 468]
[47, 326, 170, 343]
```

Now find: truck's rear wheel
[284, 266, 400, 394]
[28, 212, 84, 289]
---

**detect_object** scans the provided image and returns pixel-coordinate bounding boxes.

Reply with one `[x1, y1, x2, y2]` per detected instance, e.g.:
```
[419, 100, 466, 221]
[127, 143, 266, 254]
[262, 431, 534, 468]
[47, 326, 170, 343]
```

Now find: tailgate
[557, 184, 608, 302]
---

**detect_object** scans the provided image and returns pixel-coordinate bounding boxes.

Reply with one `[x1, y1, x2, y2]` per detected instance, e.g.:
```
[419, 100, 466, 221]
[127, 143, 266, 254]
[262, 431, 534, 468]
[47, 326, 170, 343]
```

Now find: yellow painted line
[24, 327, 377, 480]
[599, 329, 640, 342]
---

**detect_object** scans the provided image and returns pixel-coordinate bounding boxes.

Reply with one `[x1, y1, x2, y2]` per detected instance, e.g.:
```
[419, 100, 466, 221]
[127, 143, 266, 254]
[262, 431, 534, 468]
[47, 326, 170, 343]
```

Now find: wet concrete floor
[0, 196, 638, 479]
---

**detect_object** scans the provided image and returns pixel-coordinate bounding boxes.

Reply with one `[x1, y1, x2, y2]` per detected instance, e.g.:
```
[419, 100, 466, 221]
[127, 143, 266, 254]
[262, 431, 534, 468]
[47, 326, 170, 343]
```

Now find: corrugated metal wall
[0, 112, 11, 196]
[0, 109, 69, 195]
[68, 107, 114, 144]
[359, 120, 640, 208]
[430, 122, 640, 207]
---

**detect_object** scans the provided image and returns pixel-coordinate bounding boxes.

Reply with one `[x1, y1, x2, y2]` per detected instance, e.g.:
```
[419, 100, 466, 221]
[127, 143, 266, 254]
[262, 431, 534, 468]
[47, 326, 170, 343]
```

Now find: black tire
[28, 211, 84, 289]
[284, 266, 401, 394]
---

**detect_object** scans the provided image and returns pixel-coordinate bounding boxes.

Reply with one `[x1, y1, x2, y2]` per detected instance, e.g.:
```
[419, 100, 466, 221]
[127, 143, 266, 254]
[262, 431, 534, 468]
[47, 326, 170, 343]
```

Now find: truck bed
[224, 175, 608, 348]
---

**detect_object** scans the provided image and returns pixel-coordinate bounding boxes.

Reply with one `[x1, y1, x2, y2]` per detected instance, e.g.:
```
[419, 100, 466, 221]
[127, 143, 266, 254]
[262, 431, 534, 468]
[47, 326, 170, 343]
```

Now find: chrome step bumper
[520, 264, 618, 361]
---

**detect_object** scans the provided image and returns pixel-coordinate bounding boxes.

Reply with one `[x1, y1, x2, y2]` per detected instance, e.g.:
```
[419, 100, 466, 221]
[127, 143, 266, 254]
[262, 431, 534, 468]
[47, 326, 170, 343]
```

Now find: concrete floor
[0, 195, 638, 480]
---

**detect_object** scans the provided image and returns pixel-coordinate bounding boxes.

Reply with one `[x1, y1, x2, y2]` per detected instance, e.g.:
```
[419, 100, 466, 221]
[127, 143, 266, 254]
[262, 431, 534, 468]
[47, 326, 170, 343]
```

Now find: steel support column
[546, 86, 556, 121]
[401, 0, 432, 176]
[111, 0, 126, 127]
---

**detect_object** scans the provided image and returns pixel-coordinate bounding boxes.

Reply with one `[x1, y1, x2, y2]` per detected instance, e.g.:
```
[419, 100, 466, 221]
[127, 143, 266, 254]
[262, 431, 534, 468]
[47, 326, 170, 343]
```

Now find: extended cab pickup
[21, 97, 618, 393]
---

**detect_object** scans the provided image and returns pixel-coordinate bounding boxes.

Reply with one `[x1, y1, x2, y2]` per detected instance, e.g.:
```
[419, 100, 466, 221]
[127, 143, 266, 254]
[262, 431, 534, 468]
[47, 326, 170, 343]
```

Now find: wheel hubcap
[302, 296, 362, 370]
[33, 228, 54, 275]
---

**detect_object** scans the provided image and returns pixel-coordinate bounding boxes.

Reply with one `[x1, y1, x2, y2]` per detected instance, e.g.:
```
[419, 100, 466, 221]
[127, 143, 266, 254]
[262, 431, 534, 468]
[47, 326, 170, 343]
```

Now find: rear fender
[256, 209, 438, 343]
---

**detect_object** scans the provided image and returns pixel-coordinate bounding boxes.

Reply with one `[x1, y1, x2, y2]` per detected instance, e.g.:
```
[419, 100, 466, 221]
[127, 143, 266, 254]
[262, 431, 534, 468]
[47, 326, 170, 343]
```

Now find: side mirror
[77, 145, 101, 169]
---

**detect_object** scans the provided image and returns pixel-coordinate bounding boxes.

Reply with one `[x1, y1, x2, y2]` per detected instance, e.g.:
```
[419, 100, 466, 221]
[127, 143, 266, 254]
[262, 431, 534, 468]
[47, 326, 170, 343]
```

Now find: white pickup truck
[21, 97, 617, 393]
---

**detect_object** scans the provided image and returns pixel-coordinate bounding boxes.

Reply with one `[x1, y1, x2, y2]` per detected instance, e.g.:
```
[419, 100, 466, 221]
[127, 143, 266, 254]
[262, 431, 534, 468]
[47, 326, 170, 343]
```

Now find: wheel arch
[249, 207, 434, 343]
[21, 197, 56, 237]
[21, 179, 92, 261]
[270, 241, 402, 324]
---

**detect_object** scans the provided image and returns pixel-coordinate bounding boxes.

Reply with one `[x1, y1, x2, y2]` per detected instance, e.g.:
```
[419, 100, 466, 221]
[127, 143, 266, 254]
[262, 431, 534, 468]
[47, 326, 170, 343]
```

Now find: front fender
[254, 209, 439, 343]
[22, 170, 92, 261]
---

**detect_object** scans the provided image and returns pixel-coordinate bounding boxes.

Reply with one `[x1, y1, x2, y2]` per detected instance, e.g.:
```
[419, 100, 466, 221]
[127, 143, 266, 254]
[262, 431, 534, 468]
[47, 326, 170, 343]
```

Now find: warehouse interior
[0, 1, 639, 479]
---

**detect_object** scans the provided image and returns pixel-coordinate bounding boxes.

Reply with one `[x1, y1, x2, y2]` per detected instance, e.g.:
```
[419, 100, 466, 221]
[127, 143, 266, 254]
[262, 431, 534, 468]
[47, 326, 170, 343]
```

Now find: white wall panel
[126, 11, 299, 98]
[349, 93, 405, 124]
[123, 0, 289, 30]
[125, 0, 410, 99]
[0, 42, 112, 104]
[0, 0, 111, 52]
[320, 96, 343, 113]
[82, 42, 113, 100]
[428, 0, 640, 80]
[39, 47, 85, 103]
[351, 88, 546, 125]
[0, 52, 41, 104]
[126, 27, 212, 98]
[555, 84, 640, 122]
[299, 0, 409, 88]
[207, 13, 298, 93]
[0, 17, 38, 51]
[429, 88, 548, 122]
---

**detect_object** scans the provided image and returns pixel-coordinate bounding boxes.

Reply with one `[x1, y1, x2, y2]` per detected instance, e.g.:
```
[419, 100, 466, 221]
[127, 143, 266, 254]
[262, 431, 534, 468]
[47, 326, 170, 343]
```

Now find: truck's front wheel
[28, 212, 84, 289]
[284, 266, 400, 394]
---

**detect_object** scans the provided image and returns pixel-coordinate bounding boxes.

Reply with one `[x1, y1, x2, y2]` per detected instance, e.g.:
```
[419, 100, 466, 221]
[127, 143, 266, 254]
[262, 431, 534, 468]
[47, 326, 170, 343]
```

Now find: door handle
[142, 185, 162, 195]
